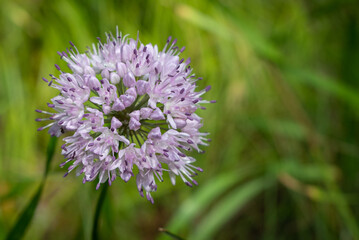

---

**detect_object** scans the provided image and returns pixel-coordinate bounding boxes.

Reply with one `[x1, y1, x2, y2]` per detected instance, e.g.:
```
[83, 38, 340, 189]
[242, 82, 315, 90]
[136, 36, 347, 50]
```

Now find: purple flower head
[36, 28, 214, 203]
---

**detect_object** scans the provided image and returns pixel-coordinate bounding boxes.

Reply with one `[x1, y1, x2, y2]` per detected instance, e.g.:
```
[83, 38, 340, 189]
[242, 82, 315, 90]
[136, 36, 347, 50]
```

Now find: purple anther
[55, 64, 61, 71]
[167, 36, 172, 43]
[47, 103, 55, 108]
[178, 152, 186, 157]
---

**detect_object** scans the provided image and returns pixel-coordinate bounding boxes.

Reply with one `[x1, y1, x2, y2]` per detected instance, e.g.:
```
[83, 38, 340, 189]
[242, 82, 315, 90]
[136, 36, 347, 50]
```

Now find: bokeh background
[1, 0, 359, 239]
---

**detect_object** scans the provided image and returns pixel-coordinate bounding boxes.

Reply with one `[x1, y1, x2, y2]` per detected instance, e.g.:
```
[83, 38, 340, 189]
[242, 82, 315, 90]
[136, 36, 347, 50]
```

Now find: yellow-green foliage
[1, 0, 358, 239]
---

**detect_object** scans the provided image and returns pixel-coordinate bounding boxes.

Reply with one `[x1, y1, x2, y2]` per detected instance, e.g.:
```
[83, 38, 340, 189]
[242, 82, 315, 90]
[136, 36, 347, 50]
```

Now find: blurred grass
[1, 0, 359, 239]
[5, 137, 57, 240]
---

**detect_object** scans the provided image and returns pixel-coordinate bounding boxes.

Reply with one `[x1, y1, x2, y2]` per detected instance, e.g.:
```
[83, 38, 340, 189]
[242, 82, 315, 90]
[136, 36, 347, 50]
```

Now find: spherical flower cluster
[36, 29, 214, 203]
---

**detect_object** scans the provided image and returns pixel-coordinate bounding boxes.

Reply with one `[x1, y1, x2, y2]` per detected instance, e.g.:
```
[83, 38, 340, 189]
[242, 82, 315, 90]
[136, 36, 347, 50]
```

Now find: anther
[55, 64, 61, 71]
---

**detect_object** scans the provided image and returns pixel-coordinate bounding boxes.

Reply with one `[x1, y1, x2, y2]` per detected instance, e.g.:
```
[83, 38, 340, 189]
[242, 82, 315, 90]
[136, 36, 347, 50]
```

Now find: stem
[129, 130, 134, 143]
[133, 94, 149, 110]
[132, 130, 142, 147]
[138, 130, 147, 142]
[92, 184, 108, 240]
[142, 121, 168, 127]
[117, 80, 127, 96]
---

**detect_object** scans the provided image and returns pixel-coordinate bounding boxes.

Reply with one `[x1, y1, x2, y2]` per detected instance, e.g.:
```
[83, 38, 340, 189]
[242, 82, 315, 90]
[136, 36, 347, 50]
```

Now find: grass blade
[159, 166, 257, 240]
[158, 228, 185, 240]
[5, 137, 57, 240]
[5, 184, 44, 240]
[44, 137, 58, 178]
[189, 177, 275, 240]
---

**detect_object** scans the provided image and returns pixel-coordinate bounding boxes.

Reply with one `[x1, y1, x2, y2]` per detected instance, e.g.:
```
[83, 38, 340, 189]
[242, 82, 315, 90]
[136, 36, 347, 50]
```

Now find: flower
[36, 29, 214, 203]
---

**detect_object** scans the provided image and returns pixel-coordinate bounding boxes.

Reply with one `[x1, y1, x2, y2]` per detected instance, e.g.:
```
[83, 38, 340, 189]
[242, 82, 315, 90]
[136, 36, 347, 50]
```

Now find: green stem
[133, 94, 150, 110]
[132, 130, 142, 147]
[138, 130, 147, 142]
[142, 121, 168, 127]
[92, 184, 108, 240]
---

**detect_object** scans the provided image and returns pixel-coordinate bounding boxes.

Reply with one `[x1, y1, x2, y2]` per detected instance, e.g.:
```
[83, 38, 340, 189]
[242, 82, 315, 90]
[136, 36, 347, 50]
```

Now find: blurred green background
[1, 0, 359, 239]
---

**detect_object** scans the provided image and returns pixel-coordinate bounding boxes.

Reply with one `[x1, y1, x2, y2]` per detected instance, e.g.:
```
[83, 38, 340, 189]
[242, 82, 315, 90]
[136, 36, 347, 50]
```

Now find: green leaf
[189, 177, 275, 240]
[5, 184, 44, 240]
[273, 160, 337, 183]
[285, 69, 359, 111]
[162, 166, 257, 237]
[175, 4, 232, 40]
[44, 136, 58, 178]
[5, 137, 57, 240]
[329, 191, 359, 239]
